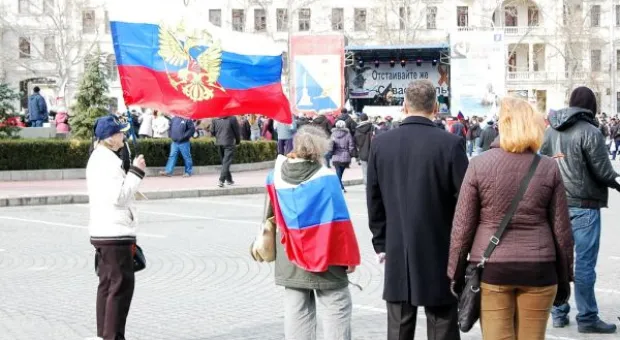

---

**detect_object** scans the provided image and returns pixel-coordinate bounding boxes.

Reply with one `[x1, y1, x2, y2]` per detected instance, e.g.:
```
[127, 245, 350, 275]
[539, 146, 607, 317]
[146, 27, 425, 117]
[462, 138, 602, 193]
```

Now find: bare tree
[0, 0, 102, 101]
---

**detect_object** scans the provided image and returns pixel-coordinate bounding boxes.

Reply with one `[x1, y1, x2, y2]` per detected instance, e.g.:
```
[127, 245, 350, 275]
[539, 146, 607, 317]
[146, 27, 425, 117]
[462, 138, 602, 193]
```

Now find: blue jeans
[466, 140, 474, 157]
[164, 141, 193, 175]
[31, 120, 44, 127]
[334, 165, 345, 189]
[552, 208, 601, 325]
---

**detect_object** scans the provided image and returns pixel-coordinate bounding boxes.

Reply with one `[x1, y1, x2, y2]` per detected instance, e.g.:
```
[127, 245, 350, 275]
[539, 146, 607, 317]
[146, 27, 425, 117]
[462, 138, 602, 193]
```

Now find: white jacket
[86, 146, 144, 245]
[138, 112, 154, 137]
[153, 116, 170, 138]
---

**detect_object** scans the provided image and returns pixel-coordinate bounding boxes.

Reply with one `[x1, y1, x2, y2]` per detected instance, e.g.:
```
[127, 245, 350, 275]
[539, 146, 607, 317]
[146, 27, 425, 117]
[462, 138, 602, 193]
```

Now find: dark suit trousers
[218, 145, 235, 182]
[96, 245, 135, 340]
[387, 302, 460, 340]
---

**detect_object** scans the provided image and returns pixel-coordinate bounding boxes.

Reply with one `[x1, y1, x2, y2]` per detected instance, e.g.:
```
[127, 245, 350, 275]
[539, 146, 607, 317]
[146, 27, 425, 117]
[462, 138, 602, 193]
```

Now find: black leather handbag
[95, 244, 146, 275]
[456, 154, 540, 332]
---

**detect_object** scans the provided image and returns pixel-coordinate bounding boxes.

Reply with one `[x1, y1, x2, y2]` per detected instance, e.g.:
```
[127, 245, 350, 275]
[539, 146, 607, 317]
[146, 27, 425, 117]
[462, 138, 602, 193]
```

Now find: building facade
[0, 0, 618, 115]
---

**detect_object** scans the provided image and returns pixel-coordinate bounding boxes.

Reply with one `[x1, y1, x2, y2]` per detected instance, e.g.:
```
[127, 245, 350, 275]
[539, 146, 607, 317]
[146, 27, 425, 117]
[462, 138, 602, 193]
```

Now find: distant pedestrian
[212, 116, 241, 187]
[249, 114, 261, 141]
[239, 115, 251, 141]
[367, 80, 468, 339]
[466, 115, 481, 157]
[354, 114, 373, 185]
[87, 115, 146, 340]
[338, 108, 357, 136]
[275, 120, 297, 155]
[479, 120, 498, 152]
[331, 120, 355, 192]
[152, 111, 170, 139]
[54, 110, 70, 133]
[138, 109, 154, 138]
[160, 116, 195, 177]
[27, 86, 48, 127]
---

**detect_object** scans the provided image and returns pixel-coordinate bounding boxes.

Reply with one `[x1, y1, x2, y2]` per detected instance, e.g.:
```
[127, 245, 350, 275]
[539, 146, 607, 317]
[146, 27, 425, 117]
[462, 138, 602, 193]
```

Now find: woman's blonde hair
[291, 125, 330, 162]
[498, 97, 545, 153]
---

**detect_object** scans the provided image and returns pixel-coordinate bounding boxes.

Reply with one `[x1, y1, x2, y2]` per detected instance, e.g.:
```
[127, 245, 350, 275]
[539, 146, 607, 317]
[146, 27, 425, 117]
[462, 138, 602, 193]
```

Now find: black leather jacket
[540, 107, 620, 208]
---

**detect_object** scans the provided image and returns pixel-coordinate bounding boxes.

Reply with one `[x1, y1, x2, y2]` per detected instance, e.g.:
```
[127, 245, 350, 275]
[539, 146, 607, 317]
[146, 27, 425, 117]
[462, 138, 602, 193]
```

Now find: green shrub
[0, 138, 276, 170]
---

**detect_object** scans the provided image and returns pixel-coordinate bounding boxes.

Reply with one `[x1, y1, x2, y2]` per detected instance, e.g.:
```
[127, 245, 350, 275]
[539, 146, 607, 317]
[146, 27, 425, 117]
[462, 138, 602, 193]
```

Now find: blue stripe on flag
[110, 21, 283, 90]
[276, 174, 350, 229]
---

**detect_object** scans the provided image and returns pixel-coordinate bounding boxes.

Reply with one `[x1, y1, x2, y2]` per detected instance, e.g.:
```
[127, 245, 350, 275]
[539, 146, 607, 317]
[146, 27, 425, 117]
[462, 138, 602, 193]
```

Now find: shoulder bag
[456, 154, 541, 332]
[250, 193, 277, 262]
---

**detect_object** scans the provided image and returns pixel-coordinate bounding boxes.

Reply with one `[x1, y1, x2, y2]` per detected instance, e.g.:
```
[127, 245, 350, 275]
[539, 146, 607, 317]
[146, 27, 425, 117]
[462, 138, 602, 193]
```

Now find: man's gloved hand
[554, 281, 571, 307]
[376, 252, 386, 264]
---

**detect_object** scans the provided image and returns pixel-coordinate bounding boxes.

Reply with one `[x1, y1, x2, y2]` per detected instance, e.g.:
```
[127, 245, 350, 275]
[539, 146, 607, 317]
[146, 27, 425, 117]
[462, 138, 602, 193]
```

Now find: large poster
[450, 30, 506, 117]
[347, 63, 449, 99]
[290, 35, 344, 114]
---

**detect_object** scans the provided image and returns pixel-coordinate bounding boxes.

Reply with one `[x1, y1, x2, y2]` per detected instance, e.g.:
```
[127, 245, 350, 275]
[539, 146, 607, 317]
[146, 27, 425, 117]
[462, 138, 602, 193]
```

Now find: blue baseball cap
[94, 115, 130, 140]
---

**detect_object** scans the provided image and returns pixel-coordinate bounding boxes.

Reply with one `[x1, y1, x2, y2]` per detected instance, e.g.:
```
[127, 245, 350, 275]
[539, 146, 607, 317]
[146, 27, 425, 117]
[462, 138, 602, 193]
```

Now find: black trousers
[218, 145, 235, 182]
[387, 301, 460, 340]
[96, 245, 135, 340]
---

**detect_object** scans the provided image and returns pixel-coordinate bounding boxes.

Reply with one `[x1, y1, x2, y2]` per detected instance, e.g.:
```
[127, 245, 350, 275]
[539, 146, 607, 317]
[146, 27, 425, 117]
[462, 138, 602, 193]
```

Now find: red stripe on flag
[118, 65, 292, 123]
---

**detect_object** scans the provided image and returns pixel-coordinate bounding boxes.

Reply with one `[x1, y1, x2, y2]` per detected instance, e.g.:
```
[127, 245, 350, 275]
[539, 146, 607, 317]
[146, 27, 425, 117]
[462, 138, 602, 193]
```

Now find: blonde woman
[447, 97, 574, 339]
[87, 115, 146, 340]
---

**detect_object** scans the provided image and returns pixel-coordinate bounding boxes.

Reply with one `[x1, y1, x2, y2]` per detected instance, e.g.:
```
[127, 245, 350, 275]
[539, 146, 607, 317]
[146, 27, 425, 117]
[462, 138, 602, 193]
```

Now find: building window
[18, 0, 30, 14]
[254, 9, 266, 32]
[82, 9, 96, 33]
[591, 49, 601, 72]
[19, 37, 31, 59]
[427, 6, 437, 29]
[617, 50, 620, 70]
[332, 8, 344, 31]
[616, 5, 620, 27]
[617, 92, 620, 113]
[528, 6, 539, 26]
[354, 8, 367, 31]
[104, 11, 110, 34]
[43, 36, 55, 60]
[299, 8, 311, 31]
[107, 55, 118, 81]
[277, 8, 288, 32]
[591, 5, 601, 27]
[44, 0, 54, 13]
[209, 9, 222, 27]
[232, 9, 245, 32]
[399, 7, 410, 30]
[457, 6, 468, 27]
[505, 6, 517, 27]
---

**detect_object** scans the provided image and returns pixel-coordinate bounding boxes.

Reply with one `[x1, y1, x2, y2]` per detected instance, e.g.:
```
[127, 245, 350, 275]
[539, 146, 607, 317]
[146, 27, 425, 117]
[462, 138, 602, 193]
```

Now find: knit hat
[569, 86, 597, 114]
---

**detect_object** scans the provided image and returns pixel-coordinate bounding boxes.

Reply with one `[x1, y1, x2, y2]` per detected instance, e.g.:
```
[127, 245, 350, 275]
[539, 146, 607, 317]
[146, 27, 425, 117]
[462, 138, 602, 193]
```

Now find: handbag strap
[480, 154, 541, 266]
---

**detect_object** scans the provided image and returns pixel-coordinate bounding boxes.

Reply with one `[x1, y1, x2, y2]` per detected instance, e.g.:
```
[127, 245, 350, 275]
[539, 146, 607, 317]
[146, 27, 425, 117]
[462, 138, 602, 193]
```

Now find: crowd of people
[84, 79, 620, 340]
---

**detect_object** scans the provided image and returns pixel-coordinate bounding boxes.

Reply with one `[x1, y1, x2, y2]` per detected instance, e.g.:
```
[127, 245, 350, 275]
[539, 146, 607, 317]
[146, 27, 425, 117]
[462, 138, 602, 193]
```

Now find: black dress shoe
[578, 320, 617, 334]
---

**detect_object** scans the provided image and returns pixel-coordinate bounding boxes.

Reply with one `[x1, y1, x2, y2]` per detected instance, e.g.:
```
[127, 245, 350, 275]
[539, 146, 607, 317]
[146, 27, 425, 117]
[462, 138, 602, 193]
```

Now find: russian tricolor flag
[108, 0, 292, 123]
[267, 156, 361, 272]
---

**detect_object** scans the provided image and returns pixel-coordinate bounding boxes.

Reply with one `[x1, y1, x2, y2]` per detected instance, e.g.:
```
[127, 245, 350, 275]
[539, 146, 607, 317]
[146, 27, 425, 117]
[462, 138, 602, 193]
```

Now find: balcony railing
[506, 71, 589, 82]
[456, 26, 543, 36]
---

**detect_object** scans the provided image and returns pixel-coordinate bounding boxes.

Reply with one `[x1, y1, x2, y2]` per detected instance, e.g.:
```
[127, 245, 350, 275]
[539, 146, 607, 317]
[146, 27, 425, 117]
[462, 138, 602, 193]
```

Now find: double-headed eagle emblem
[158, 23, 224, 101]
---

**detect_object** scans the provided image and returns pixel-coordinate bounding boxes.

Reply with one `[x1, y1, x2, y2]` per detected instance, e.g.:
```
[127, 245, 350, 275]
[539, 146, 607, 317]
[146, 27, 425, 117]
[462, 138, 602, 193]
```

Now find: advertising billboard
[290, 35, 345, 114]
[450, 30, 506, 117]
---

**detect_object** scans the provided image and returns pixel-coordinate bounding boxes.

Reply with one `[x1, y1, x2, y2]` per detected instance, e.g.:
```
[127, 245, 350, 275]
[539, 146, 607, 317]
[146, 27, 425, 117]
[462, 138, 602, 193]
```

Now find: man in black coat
[367, 80, 468, 340]
[211, 116, 241, 187]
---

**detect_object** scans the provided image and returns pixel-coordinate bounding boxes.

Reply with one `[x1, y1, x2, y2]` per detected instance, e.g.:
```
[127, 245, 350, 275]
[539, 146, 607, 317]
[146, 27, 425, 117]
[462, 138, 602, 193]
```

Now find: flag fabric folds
[108, 0, 292, 123]
[266, 156, 361, 272]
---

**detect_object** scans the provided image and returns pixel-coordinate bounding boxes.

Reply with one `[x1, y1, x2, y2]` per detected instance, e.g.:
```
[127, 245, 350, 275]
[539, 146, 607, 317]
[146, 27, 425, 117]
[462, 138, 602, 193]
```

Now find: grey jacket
[267, 159, 349, 290]
[211, 116, 241, 146]
[540, 107, 620, 208]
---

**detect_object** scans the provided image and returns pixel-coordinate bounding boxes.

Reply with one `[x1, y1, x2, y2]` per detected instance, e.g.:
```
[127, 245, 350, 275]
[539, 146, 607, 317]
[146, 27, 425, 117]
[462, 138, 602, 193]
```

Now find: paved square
[0, 185, 618, 339]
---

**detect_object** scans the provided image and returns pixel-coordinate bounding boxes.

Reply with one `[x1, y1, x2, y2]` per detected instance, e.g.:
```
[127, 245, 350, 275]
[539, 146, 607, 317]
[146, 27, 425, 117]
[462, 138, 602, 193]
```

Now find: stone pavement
[0, 165, 363, 207]
[1, 187, 618, 339]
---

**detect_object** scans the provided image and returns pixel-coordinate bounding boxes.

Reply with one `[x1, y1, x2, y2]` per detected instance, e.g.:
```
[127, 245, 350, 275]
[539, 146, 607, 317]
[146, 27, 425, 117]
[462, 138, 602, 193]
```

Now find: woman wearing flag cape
[263, 125, 361, 340]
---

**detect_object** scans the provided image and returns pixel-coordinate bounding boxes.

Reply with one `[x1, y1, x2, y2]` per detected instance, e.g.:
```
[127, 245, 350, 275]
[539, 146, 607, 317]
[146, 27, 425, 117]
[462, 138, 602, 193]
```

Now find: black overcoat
[367, 116, 469, 306]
